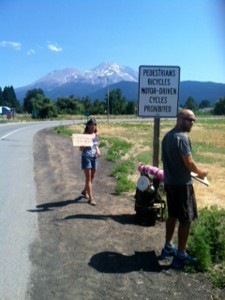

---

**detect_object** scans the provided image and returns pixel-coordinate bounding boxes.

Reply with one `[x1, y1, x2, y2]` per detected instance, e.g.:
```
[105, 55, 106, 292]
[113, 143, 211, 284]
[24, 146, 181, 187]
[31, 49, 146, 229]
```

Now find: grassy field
[61, 117, 225, 286]
[69, 117, 225, 209]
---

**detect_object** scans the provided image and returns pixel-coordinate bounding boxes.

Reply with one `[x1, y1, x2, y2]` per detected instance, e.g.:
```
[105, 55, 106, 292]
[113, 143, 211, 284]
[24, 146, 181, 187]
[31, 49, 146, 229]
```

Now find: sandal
[81, 190, 88, 198]
[88, 198, 96, 206]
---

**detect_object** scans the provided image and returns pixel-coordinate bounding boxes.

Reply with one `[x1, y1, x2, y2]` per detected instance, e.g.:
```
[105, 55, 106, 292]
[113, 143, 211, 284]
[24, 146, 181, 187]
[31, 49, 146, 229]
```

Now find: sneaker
[172, 253, 197, 268]
[160, 245, 177, 259]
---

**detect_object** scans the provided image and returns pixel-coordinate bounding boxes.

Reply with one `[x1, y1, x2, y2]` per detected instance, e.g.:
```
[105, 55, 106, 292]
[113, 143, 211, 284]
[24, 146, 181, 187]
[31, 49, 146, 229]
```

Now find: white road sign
[138, 65, 180, 117]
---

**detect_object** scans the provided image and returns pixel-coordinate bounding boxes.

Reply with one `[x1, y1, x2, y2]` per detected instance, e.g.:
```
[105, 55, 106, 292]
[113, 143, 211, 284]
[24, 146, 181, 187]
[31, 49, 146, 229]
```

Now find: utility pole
[98, 76, 110, 122]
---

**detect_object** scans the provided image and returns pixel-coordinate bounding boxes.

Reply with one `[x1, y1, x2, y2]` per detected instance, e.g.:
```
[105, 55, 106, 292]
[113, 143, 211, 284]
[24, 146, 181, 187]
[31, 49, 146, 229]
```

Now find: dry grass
[188, 123, 225, 208]
[70, 118, 225, 209]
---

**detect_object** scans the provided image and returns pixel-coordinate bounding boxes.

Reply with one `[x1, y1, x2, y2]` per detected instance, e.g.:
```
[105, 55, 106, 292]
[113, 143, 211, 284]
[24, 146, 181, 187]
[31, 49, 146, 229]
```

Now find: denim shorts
[81, 155, 98, 170]
[164, 184, 198, 224]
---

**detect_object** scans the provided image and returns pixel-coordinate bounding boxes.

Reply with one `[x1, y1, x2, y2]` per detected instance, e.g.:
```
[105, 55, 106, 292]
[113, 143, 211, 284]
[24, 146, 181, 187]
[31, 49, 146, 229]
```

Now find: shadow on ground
[63, 213, 138, 225]
[27, 196, 84, 212]
[27, 196, 162, 228]
[89, 250, 169, 273]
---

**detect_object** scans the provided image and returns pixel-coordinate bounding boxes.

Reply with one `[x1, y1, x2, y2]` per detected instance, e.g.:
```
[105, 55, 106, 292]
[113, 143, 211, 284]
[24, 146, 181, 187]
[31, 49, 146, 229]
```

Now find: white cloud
[47, 42, 62, 52]
[27, 49, 35, 55]
[0, 40, 21, 50]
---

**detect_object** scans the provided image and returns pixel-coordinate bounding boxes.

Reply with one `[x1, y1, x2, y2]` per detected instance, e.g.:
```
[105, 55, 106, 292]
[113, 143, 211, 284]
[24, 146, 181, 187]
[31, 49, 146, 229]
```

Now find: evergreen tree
[2, 87, 11, 107]
[0, 87, 4, 106]
[107, 89, 126, 115]
[126, 101, 136, 114]
[91, 99, 105, 114]
[214, 97, 225, 115]
[199, 99, 211, 109]
[82, 96, 92, 112]
[183, 96, 198, 112]
[2, 86, 20, 111]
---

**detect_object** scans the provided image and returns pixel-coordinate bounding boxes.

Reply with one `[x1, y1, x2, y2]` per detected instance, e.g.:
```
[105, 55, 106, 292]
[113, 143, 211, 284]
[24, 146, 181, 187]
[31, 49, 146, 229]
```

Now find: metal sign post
[138, 65, 180, 166]
[153, 117, 160, 167]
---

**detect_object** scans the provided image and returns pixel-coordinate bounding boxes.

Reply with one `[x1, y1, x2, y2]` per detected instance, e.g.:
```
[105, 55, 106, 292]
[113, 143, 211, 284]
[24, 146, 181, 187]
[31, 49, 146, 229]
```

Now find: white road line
[0, 127, 26, 140]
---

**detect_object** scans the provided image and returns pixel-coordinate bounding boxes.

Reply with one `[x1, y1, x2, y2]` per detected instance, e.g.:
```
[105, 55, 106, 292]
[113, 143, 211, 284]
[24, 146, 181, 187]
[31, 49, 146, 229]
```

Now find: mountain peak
[33, 67, 83, 87]
[25, 62, 138, 89]
[90, 62, 138, 84]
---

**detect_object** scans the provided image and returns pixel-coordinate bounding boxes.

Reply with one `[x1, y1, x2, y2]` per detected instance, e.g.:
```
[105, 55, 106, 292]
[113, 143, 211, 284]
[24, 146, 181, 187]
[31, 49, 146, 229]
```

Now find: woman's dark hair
[84, 118, 97, 133]
[86, 118, 97, 126]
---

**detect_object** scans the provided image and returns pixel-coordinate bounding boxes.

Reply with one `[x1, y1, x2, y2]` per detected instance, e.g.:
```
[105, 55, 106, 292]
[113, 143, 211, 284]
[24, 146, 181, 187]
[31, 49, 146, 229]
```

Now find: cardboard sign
[72, 134, 93, 147]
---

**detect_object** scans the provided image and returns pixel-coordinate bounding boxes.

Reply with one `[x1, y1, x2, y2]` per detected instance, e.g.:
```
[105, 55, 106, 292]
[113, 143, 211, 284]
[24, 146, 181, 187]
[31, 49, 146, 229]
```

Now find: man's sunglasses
[182, 117, 196, 123]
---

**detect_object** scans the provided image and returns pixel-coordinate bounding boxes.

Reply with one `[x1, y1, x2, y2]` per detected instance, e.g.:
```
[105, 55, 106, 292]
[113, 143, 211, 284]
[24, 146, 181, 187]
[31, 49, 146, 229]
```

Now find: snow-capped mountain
[89, 63, 138, 84]
[32, 63, 138, 87]
[33, 68, 83, 87]
[15, 63, 138, 100]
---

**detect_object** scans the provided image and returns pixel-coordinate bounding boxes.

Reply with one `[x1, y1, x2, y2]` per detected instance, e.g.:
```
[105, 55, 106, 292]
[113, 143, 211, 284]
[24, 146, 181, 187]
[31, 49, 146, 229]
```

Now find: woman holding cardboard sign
[80, 118, 100, 206]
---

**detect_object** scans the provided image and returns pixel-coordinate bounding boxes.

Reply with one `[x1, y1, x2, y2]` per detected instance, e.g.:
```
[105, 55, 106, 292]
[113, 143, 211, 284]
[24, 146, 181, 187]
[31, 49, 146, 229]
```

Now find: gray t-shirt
[162, 128, 192, 185]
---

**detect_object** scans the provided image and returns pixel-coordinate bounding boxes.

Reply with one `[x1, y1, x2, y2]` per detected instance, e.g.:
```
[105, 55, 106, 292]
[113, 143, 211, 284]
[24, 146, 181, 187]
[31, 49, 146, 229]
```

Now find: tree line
[1, 86, 225, 118]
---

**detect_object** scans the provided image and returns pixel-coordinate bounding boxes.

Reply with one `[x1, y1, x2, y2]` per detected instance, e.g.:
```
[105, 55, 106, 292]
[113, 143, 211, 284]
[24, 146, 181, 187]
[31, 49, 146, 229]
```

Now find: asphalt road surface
[0, 121, 74, 300]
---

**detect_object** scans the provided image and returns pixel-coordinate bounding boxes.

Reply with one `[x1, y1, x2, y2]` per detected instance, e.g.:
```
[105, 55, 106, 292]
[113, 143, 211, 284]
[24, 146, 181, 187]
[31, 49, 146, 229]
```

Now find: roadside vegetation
[188, 206, 225, 288]
[57, 118, 225, 289]
[1, 85, 225, 120]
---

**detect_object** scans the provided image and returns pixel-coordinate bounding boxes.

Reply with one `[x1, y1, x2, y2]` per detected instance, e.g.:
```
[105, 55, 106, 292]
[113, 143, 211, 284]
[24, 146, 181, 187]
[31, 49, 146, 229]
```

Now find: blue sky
[0, 0, 224, 88]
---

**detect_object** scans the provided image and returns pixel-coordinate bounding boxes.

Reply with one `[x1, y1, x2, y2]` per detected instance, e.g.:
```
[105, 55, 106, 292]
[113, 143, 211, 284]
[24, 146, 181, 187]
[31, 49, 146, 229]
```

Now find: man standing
[161, 109, 208, 268]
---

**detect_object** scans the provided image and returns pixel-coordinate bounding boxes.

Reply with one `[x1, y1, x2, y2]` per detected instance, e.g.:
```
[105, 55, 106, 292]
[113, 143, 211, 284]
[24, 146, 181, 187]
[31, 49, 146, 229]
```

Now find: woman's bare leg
[84, 169, 96, 205]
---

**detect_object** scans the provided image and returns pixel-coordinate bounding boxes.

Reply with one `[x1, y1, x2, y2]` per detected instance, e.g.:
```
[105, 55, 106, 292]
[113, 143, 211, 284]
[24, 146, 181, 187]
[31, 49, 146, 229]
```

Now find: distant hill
[14, 63, 225, 105]
[87, 81, 138, 101]
[179, 81, 225, 105]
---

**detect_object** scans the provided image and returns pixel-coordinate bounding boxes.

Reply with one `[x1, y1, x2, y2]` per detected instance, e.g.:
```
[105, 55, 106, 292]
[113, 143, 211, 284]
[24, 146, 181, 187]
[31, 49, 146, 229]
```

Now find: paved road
[0, 121, 75, 300]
